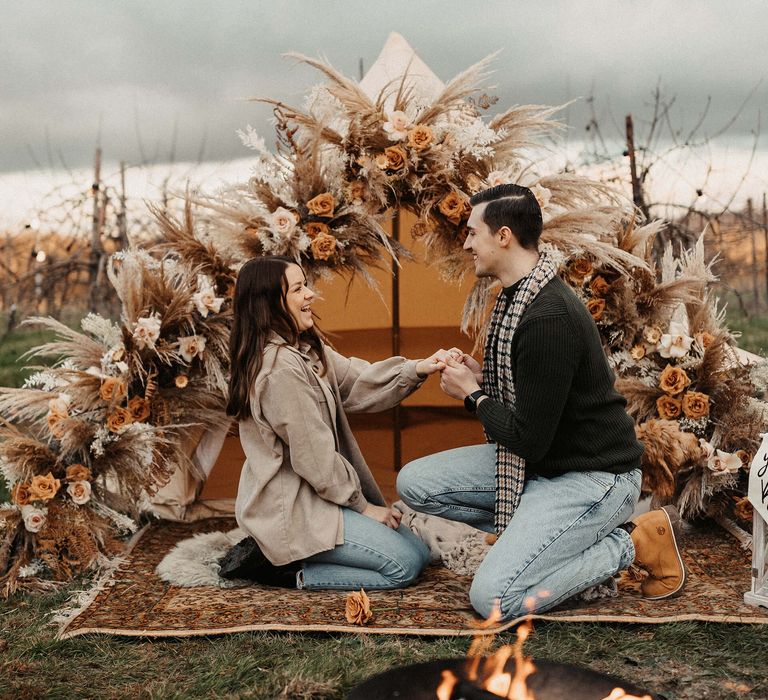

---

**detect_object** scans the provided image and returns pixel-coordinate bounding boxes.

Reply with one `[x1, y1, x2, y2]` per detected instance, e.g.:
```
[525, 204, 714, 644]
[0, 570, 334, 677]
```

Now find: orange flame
[436, 670, 458, 700]
[600, 690, 653, 700]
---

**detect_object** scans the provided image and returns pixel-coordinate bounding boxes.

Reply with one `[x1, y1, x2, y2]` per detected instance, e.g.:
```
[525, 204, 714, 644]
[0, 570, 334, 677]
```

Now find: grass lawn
[2, 315, 768, 698]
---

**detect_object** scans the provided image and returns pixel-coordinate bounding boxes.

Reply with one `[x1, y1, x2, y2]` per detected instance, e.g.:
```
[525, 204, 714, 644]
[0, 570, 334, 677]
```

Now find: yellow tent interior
[151, 211, 486, 520]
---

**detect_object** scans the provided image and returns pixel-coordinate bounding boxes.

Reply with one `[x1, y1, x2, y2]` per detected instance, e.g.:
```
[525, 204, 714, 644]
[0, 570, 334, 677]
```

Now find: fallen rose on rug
[55, 517, 768, 639]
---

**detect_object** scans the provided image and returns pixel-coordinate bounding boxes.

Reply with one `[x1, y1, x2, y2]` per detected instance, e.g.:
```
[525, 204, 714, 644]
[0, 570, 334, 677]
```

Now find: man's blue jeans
[300, 507, 430, 590]
[397, 444, 640, 621]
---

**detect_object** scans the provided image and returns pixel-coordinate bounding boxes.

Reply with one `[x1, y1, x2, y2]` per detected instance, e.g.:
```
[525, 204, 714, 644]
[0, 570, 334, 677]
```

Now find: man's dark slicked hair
[469, 183, 542, 250]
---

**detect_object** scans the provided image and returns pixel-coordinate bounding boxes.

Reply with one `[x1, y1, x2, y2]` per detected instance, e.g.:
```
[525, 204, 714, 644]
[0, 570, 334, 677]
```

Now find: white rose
[382, 110, 410, 141]
[192, 281, 225, 318]
[178, 335, 206, 363]
[133, 314, 162, 350]
[707, 450, 742, 474]
[271, 207, 297, 236]
[21, 505, 47, 533]
[67, 480, 92, 505]
[658, 332, 694, 359]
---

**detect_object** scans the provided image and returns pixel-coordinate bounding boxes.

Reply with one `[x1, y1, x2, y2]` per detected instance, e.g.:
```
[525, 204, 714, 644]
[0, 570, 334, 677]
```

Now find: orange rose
[586, 298, 606, 321]
[128, 396, 151, 423]
[106, 407, 133, 433]
[310, 232, 338, 261]
[66, 464, 91, 482]
[656, 395, 682, 419]
[345, 589, 374, 625]
[659, 365, 691, 396]
[407, 125, 433, 151]
[681, 391, 709, 420]
[306, 193, 335, 218]
[378, 145, 407, 171]
[736, 449, 752, 469]
[305, 221, 330, 239]
[567, 258, 593, 284]
[28, 473, 61, 501]
[589, 275, 611, 297]
[630, 344, 646, 361]
[11, 482, 32, 506]
[348, 180, 367, 202]
[99, 377, 127, 402]
[438, 191, 470, 225]
[733, 496, 753, 523]
[47, 411, 67, 439]
[695, 331, 715, 349]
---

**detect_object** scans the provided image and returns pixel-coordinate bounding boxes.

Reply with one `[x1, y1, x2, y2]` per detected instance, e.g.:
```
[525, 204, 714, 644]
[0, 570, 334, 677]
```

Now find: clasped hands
[416, 347, 482, 402]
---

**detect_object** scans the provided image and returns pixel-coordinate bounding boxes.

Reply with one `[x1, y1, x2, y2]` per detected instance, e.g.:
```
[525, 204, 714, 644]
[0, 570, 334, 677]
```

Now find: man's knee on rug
[396, 459, 433, 512]
[468, 566, 545, 621]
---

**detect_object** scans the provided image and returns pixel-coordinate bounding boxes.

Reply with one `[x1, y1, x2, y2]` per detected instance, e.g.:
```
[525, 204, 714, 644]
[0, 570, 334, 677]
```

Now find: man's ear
[496, 226, 514, 248]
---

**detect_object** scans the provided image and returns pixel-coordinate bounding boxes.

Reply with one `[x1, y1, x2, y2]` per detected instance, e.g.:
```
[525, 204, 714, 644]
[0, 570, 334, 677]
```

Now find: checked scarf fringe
[481, 252, 560, 533]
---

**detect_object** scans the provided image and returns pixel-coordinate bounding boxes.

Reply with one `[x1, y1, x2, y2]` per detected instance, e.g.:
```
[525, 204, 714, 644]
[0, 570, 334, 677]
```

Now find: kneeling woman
[224, 256, 435, 590]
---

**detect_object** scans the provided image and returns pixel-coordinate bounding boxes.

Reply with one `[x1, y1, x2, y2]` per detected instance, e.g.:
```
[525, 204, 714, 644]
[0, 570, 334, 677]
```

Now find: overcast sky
[2, 0, 767, 175]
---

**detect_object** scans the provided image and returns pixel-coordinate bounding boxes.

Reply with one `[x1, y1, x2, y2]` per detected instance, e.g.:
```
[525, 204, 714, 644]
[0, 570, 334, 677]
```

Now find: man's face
[464, 202, 498, 278]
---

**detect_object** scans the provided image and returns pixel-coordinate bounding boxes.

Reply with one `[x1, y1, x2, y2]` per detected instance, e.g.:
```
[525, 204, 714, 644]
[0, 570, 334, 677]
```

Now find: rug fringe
[713, 514, 753, 551]
[51, 524, 150, 638]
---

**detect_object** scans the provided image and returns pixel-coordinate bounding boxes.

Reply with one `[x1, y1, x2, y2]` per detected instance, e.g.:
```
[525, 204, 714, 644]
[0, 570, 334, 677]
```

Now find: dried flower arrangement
[194, 112, 405, 287]
[0, 226, 234, 596]
[560, 229, 768, 525]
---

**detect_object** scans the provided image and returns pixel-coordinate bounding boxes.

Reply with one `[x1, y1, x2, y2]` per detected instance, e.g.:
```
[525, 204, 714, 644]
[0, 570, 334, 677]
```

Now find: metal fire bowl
[347, 657, 661, 700]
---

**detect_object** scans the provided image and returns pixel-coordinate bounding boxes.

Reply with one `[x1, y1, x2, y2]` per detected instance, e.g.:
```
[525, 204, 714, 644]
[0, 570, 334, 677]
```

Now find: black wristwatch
[464, 389, 487, 413]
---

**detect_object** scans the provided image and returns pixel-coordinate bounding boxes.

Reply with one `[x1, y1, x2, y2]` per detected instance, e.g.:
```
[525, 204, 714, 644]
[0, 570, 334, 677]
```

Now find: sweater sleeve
[325, 345, 424, 413]
[476, 314, 582, 462]
[259, 364, 368, 512]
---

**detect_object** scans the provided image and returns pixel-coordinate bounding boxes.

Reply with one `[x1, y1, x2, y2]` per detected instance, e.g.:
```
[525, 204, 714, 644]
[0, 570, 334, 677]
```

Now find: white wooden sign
[745, 432, 768, 608]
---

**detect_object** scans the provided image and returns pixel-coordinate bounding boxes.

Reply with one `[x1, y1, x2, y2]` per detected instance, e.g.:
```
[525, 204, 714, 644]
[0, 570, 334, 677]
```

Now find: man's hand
[415, 347, 465, 377]
[439, 355, 482, 401]
[459, 353, 483, 383]
[362, 503, 402, 529]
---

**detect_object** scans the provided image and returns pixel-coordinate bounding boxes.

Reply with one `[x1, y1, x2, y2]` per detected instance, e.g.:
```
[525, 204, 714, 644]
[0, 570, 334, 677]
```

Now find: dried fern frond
[21, 316, 107, 367]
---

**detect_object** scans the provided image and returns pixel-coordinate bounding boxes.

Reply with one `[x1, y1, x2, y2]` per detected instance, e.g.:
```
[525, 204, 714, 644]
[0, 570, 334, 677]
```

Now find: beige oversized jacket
[235, 335, 425, 565]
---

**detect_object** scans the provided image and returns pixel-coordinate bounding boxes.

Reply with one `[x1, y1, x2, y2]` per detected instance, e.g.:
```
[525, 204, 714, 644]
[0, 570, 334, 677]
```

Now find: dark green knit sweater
[476, 275, 643, 477]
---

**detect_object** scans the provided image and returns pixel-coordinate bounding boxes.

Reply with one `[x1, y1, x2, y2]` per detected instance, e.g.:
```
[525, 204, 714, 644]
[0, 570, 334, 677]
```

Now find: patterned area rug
[57, 517, 768, 639]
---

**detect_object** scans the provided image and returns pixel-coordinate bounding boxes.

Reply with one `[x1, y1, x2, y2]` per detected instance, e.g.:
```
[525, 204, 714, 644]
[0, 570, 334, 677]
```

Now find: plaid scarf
[481, 252, 560, 533]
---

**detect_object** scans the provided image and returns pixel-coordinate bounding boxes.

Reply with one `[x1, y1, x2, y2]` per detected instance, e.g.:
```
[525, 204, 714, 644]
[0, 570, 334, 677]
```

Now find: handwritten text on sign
[748, 433, 768, 523]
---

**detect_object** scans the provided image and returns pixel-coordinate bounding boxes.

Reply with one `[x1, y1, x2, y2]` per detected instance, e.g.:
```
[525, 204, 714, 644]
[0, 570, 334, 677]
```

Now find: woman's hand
[415, 347, 465, 377]
[362, 504, 402, 529]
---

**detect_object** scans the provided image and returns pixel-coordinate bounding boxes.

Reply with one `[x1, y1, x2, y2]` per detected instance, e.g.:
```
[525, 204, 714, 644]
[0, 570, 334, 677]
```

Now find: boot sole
[643, 505, 687, 600]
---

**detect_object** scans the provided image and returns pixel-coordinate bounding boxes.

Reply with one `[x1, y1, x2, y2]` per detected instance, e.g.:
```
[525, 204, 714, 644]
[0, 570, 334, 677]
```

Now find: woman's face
[283, 263, 315, 331]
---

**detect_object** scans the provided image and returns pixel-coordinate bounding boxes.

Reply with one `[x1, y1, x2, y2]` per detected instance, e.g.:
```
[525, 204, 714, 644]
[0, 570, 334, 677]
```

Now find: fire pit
[347, 658, 660, 700]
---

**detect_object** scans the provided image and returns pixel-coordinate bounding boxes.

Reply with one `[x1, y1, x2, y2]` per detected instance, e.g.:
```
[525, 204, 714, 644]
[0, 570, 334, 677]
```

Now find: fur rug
[155, 502, 617, 601]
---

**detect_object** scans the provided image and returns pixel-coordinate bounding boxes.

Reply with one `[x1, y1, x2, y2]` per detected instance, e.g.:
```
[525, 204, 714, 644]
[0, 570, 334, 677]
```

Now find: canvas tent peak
[359, 32, 445, 108]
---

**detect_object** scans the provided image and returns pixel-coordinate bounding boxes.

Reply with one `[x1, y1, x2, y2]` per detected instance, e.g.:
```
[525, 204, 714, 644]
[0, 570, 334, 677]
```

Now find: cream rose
[382, 110, 410, 141]
[658, 325, 694, 359]
[178, 335, 206, 363]
[707, 449, 742, 474]
[133, 314, 162, 350]
[529, 183, 552, 210]
[193, 281, 225, 318]
[67, 480, 92, 505]
[21, 505, 47, 534]
[271, 207, 298, 235]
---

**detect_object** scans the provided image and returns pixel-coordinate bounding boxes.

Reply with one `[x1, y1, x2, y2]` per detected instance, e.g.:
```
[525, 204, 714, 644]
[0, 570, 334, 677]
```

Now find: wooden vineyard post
[745, 432, 768, 608]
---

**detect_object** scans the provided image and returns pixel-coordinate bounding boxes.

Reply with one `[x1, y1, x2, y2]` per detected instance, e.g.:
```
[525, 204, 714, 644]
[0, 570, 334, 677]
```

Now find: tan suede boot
[629, 505, 687, 599]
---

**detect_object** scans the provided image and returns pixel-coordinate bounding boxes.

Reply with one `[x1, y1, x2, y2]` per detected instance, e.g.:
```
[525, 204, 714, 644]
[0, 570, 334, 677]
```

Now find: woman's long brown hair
[226, 256, 326, 420]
